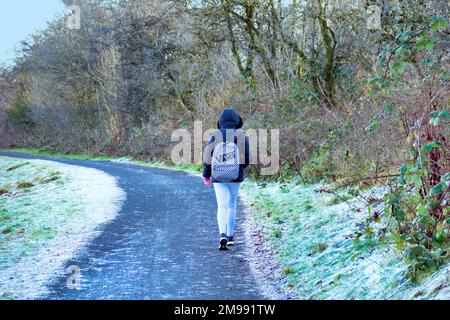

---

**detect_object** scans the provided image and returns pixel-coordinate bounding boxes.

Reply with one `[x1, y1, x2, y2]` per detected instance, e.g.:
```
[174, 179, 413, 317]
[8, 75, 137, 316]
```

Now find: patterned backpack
[211, 138, 240, 182]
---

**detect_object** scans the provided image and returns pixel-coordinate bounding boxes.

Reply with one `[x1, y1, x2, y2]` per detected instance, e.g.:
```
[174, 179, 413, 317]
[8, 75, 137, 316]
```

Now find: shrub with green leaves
[370, 15, 449, 281]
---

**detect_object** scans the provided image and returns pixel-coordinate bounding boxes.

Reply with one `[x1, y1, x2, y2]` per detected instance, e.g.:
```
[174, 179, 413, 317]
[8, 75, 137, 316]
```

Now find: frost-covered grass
[0, 156, 125, 300]
[3, 149, 447, 299]
[240, 180, 449, 300]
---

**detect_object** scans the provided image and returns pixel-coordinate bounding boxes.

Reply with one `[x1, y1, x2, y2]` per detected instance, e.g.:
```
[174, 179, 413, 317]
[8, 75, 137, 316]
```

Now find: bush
[8, 96, 32, 130]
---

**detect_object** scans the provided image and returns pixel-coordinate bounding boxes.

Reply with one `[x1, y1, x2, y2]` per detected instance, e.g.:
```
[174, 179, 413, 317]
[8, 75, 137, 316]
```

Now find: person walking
[203, 108, 250, 250]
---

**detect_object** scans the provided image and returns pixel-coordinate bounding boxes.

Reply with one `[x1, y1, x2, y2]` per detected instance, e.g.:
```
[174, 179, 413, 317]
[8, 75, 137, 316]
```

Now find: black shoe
[219, 235, 228, 250]
[227, 236, 235, 246]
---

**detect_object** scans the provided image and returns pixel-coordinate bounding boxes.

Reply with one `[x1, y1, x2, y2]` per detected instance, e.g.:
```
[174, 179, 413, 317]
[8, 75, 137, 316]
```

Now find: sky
[0, 0, 67, 66]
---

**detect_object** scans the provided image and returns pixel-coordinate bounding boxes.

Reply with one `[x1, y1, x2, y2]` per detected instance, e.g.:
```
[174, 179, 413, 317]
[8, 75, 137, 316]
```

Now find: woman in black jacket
[203, 108, 250, 250]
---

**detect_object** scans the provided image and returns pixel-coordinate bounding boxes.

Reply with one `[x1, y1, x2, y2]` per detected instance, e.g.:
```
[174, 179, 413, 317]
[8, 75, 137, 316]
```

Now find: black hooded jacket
[203, 109, 250, 183]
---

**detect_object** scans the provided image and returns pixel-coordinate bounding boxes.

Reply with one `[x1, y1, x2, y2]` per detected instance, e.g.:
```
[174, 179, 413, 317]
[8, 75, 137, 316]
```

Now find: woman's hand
[203, 177, 212, 187]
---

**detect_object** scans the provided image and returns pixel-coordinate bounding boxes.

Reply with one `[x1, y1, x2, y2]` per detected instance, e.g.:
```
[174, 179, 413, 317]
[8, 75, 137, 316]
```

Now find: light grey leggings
[213, 182, 241, 237]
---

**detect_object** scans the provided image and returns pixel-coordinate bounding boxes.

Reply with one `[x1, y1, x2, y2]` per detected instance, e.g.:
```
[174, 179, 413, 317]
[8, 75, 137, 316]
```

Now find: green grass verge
[1, 148, 203, 174]
[2, 147, 114, 160]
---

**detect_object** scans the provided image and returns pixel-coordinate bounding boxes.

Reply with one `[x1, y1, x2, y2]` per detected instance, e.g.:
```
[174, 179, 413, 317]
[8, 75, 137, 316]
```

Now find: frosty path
[0, 151, 264, 300]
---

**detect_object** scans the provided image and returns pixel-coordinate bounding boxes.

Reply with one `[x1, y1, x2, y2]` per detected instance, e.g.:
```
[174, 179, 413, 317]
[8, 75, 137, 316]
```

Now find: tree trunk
[317, 0, 337, 107]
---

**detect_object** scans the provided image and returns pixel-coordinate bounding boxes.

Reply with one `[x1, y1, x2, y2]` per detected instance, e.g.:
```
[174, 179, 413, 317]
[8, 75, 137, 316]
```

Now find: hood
[217, 108, 243, 129]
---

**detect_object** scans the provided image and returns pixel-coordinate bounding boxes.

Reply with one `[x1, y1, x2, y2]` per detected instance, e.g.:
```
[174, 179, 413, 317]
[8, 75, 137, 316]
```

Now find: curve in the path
[0, 151, 264, 300]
